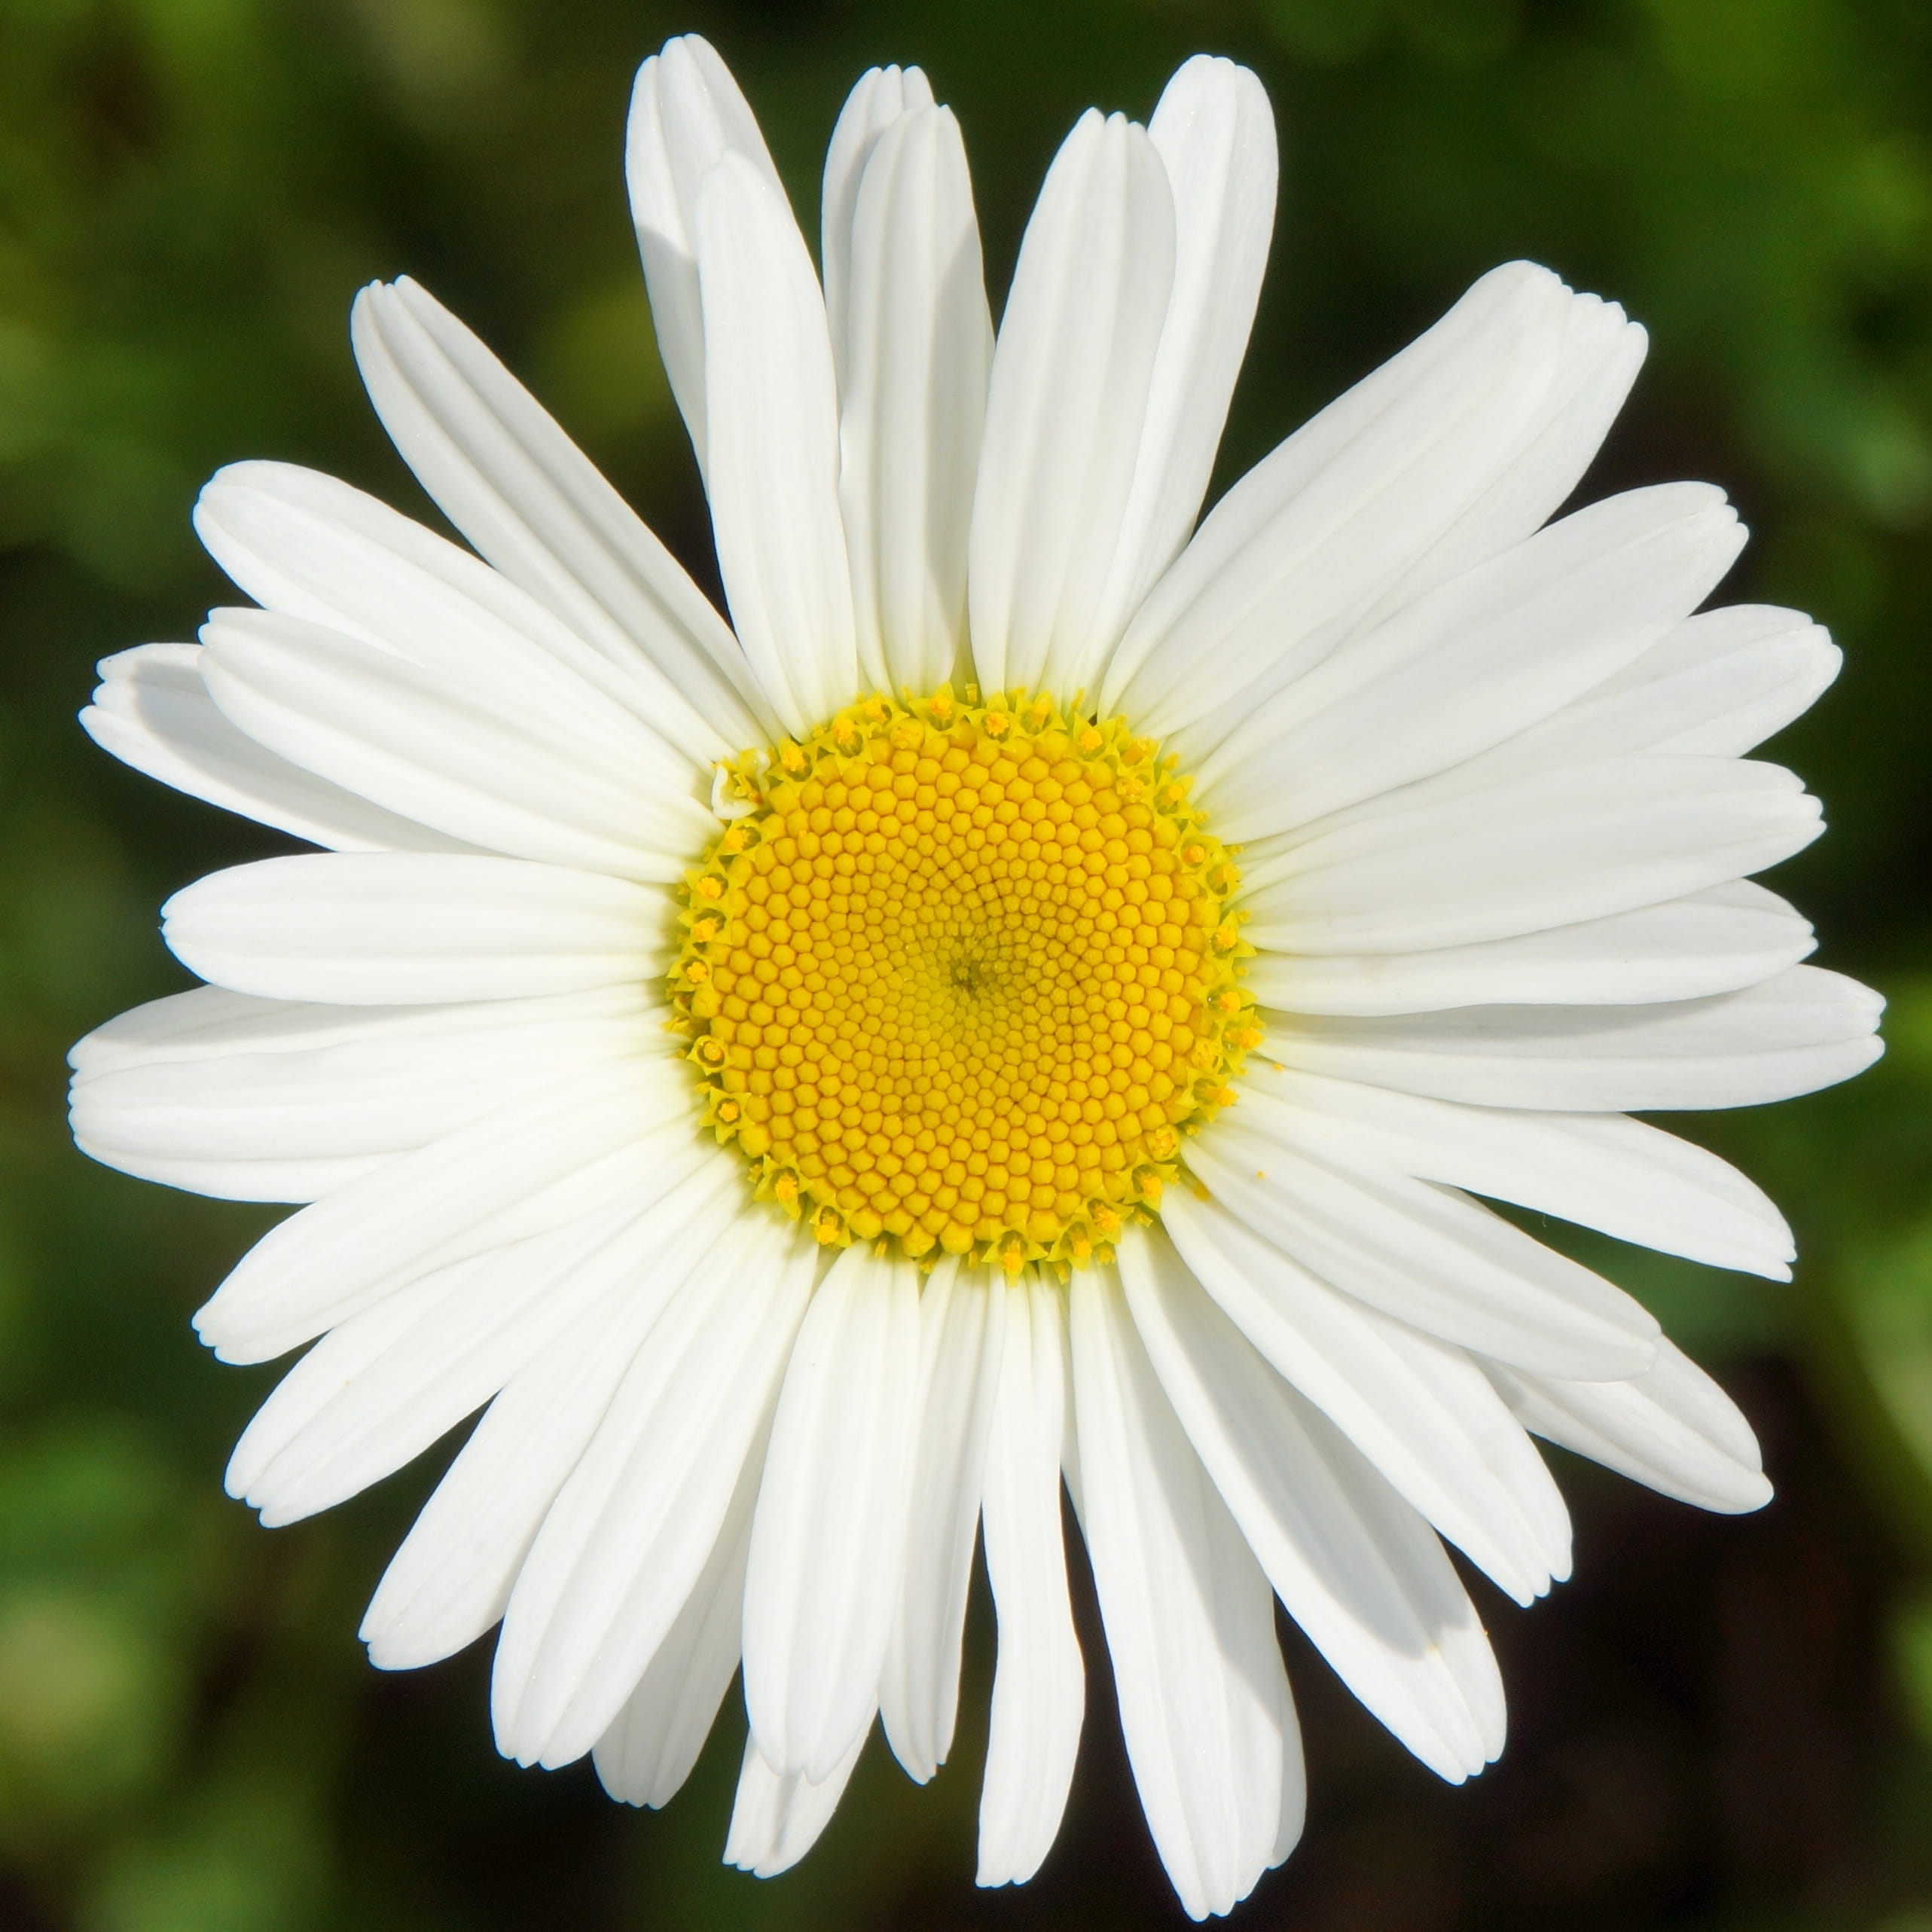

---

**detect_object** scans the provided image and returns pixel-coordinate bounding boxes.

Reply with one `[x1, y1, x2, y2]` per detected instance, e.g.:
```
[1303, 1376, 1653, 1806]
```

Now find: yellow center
[670, 688, 1259, 1274]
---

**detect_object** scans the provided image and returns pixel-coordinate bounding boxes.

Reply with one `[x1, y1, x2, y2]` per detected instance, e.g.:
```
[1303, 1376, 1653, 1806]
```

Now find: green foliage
[0, 0, 1927, 1926]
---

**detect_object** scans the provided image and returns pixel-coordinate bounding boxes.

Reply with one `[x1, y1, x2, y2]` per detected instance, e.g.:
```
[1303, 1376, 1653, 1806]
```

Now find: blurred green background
[2, 0, 1930, 1925]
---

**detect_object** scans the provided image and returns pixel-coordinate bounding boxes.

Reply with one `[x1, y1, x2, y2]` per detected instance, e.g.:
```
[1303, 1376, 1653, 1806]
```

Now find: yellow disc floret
[669, 688, 1258, 1274]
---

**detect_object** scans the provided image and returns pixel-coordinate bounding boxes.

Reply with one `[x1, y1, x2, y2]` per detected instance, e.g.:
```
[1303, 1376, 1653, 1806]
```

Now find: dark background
[2, 0, 1930, 1926]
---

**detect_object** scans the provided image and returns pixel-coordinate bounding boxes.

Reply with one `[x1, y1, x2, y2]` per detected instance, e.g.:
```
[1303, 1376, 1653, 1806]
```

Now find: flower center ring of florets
[670, 687, 1262, 1275]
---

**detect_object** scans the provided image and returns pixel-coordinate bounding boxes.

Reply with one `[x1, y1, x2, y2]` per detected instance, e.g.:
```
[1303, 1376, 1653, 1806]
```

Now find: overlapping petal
[194, 462, 695, 762]
[1081, 56, 1277, 673]
[163, 853, 676, 1007]
[193, 1056, 694, 1363]
[1070, 1268, 1299, 1919]
[823, 66, 937, 358]
[695, 154, 859, 734]
[1262, 966, 1885, 1113]
[83, 645, 475, 855]
[1238, 755, 1823, 958]
[725, 1729, 868, 1878]
[71, 984, 659, 1203]
[593, 1451, 759, 1808]
[977, 1275, 1085, 1888]
[200, 609, 712, 880]
[228, 1165, 737, 1527]
[1228, 1061, 1795, 1278]
[1102, 262, 1647, 747]
[743, 1247, 924, 1781]
[359, 1175, 750, 1669]
[350, 275, 771, 749]
[881, 1265, 1004, 1782]
[1149, 1204, 1570, 1604]
[492, 1212, 816, 1769]
[968, 110, 1176, 698]
[1454, 602, 1842, 777]
[1186, 1125, 1660, 1380]
[1246, 881, 1816, 1018]
[1485, 1340, 1772, 1513]
[1116, 1229, 1506, 1783]
[626, 32, 788, 469]
[1195, 484, 1744, 838]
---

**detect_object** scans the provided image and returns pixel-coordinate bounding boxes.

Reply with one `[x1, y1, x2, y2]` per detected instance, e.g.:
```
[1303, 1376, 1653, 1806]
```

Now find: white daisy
[69, 34, 1883, 1918]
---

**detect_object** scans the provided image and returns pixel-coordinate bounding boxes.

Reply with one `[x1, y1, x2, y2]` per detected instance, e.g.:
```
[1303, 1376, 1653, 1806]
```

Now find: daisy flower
[69, 34, 1883, 1918]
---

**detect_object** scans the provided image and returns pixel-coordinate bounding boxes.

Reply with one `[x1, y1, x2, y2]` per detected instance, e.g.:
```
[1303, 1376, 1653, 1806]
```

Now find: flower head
[69, 33, 1882, 1918]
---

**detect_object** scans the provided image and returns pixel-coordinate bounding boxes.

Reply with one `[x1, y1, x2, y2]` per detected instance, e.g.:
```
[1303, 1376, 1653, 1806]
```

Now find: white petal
[880, 1265, 1003, 1782]
[1351, 291, 1650, 636]
[228, 1216, 607, 1524]
[1247, 880, 1816, 1018]
[1152, 1201, 1569, 1604]
[1485, 1339, 1772, 1513]
[67, 1143, 380, 1204]
[192, 1056, 691, 1363]
[1232, 1062, 1795, 1279]
[1455, 603, 1842, 782]
[1110, 1233, 1505, 1784]
[194, 462, 693, 755]
[1197, 484, 1744, 839]
[1186, 1125, 1658, 1380]
[967, 111, 1176, 700]
[69, 983, 660, 1206]
[492, 1214, 816, 1768]
[724, 1726, 868, 1879]
[1235, 600, 1842, 884]
[626, 34, 789, 472]
[69, 981, 655, 1076]
[594, 1445, 757, 1808]
[198, 609, 710, 882]
[694, 154, 859, 737]
[1262, 965, 1886, 1113]
[81, 644, 473, 854]
[1068, 1268, 1292, 1921]
[835, 103, 992, 694]
[1270, 1738, 1308, 1875]
[977, 1274, 1085, 1889]
[350, 276, 771, 749]
[227, 1248, 484, 1495]
[71, 989, 651, 1183]
[1238, 755, 1821, 958]
[1074, 57, 1277, 676]
[228, 1155, 739, 1525]
[1104, 261, 1645, 741]
[742, 1246, 924, 1780]
[821, 65, 936, 376]
[163, 852, 673, 1006]
[359, 1177, 746, 1669]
